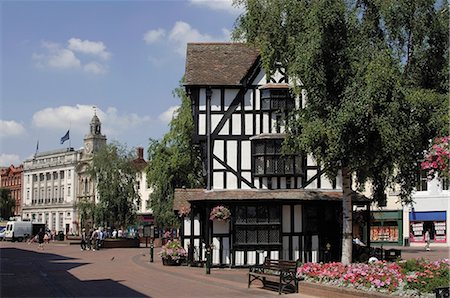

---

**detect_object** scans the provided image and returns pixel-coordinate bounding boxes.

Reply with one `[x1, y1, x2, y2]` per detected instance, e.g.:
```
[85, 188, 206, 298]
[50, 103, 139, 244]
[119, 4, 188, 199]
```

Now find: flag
[34, 140, 39, 157]
[60, 130, 70, 144]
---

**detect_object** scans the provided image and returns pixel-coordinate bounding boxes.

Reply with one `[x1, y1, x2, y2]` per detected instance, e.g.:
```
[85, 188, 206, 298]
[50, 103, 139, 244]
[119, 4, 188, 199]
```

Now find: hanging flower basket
[178, 205, 191, 217]
[209, 205, 231, 221]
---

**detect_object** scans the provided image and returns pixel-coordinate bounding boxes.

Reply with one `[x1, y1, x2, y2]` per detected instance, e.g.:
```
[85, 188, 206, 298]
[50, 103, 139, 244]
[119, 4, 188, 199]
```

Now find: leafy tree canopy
[146, 81, 204, 228]
[89, 142, 139, 228]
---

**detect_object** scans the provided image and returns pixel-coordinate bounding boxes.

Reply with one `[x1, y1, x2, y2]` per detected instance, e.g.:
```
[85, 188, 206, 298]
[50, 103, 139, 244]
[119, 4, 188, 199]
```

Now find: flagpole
[69, 122, 71, 150]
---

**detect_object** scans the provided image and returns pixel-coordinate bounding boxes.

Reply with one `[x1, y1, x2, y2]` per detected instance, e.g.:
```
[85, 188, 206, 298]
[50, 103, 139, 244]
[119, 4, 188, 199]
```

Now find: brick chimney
[136, 147, 144, 160]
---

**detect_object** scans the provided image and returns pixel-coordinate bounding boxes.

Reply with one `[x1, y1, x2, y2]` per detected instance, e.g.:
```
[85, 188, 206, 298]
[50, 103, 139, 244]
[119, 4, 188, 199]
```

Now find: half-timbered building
[174, 43, 369, 266]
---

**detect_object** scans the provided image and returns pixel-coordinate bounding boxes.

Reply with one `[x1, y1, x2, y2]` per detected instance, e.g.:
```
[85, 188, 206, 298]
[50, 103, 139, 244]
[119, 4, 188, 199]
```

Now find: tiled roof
[184, 43, 260, 86]
[173, 188, 369, 210]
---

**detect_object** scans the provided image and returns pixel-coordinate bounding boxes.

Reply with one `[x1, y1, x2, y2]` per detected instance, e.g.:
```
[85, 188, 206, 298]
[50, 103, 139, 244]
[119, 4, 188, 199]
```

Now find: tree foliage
[89, 142, 139, 228]
[234, 0, 448, 264]
[0, 188, 15, 220]
[146, 82, 204, 228]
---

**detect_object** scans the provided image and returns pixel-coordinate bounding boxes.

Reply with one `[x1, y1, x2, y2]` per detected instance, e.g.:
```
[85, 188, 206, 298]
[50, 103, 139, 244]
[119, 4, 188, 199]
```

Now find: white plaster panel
[241, 172, 252, 189]
[227, 141, 237, 170]
[224, 89, 239, 110]
[245, 114, 253, 135]
[282, 205, 291, 233]
[272, 177, 278, 189]
[262, 113, 269, 133]
[241, 141, 251, 170]
[198, 114, 206, 135]
[312, 235, 319, 263]
[184, 218, 191, 236]
[321, 176, 333, 189]
[213, 140, 225, 170]
[183, 239, 190, 250]
[227, 173, 237, 189]
[244, 89, 253, 110]
[255, 89, 261, 110]
[297, 177, 302, 189]
[199, 88, 206, 111]
[211, 115, 221, 134]
[223, 237, 230, 264]
[194, 217, 200, 236]
[213, 172, 224, 189]
[307, 154, 317, 166]
[211, 89, 221, 111]
[270, 251, 279, 259]
[294, 205, 302, 233]
[301, 89, 307, 108]
[212, 237, 220, 264]
[335, 170, 342, 189]
[283, 236, 289, 259]
[306, 170, 317, 189]
[255, 114, 260, 134]
[247, 251, 256, 265]
[253, 69, 266, 86]
[213, 220, 229, 233]
[219, 120, 229, 136]
[235, 251, 244, 266]
[232, 114, 241, 135]
[270, 69, 284, 82]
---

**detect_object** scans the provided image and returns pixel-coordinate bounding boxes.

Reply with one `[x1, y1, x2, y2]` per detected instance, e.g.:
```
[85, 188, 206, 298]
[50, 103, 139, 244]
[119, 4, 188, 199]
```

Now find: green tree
[0, 188, 15, 220]
[146, 82, 204, 228]
[234, 0, 448, 264]
[89, 142, 139, 228]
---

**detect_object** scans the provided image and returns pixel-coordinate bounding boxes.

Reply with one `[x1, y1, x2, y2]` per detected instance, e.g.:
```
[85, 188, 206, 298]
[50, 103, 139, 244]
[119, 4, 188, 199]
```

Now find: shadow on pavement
[1, 248, 148, 297]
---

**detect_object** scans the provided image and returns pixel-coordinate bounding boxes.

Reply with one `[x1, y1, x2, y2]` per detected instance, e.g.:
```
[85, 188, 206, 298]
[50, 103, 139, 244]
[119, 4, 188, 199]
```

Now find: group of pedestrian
[80, 227, 106, 251]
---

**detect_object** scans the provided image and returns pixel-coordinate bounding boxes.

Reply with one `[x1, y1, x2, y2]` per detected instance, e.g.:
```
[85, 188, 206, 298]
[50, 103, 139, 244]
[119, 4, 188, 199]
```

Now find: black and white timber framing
[175, 43, 370, 267]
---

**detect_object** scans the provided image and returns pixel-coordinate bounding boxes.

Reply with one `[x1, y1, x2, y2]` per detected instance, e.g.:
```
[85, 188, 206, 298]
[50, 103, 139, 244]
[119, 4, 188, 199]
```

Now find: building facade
[0, 164, 24, 217]
[133, 147, 153, 224]
[22, 148, 80, 235]
[174, 43, 369, 267]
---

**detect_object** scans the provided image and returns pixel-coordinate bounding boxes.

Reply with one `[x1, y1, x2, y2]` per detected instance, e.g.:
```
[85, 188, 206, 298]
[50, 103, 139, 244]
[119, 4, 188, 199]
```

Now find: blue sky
[0, 0, 241, 166]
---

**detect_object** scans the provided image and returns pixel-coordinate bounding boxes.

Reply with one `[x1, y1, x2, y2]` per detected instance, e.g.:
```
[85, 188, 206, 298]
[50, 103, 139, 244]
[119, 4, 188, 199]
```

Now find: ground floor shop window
[370, 221, 399, 242]
[410, 221, 447, 243]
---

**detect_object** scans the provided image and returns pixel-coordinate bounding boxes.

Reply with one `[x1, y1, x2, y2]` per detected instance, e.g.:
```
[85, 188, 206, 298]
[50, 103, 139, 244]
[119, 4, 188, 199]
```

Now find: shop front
[370, 210, 403, 246]
[409, 211, 447, 243]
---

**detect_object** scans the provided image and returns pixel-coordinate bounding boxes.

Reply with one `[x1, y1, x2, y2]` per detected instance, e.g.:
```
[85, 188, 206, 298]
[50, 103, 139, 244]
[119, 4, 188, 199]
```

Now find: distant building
[133, 147, 153, 225]
[75, 113, 107, 230]
[0, 164, 24, 217]
[22, 148, 80, 234]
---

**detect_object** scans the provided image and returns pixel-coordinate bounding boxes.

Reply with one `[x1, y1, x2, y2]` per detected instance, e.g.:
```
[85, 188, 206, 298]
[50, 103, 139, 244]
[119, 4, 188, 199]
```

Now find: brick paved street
[1, 241, 448, 298]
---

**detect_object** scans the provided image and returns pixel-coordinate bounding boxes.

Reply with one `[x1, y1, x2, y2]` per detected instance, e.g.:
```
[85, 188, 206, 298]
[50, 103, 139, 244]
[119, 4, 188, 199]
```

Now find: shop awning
[409, 211, 446, 221]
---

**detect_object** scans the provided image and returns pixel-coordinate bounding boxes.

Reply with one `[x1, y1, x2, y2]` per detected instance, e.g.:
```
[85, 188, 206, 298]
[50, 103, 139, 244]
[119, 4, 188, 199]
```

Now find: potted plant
[160, 239, 187, 266]
[209, 205, 231, 221]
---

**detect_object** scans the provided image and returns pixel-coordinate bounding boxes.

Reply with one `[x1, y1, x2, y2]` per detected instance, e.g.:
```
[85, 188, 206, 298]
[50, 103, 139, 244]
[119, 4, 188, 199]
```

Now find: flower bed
[297, 258, 449, 297]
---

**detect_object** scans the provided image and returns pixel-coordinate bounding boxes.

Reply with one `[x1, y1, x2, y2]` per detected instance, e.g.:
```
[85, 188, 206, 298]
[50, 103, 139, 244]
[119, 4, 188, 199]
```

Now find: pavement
[1, 241, 449, 298]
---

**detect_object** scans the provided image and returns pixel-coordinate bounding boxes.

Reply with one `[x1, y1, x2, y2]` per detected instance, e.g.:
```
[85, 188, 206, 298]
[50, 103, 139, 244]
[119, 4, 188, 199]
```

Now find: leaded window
[233, 205, 281, 246]
[252, 139, 304, 176]
[260, 89, 295, 111]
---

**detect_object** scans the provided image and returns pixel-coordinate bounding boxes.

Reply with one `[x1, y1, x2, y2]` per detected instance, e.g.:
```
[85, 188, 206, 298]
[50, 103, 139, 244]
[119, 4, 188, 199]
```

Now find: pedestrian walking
[425, 229, 431, 251]
[91, 228, 98, 251]
[37, 228, 45, 250]
[80, 228, 87, 251]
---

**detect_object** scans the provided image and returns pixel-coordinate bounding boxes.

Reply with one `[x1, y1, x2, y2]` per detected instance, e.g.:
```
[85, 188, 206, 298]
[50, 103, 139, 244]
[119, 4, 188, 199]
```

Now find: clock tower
[83, 113, 107, 155]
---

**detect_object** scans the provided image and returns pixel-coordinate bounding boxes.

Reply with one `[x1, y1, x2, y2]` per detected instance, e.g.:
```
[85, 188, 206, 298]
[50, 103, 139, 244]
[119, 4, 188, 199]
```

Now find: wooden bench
[248, 258, 300, 294]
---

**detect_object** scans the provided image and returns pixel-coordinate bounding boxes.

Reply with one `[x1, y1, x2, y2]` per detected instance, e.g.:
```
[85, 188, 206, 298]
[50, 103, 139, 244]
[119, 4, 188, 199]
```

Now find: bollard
[205, 247, 211, 275]
[150, 240, 154, 263]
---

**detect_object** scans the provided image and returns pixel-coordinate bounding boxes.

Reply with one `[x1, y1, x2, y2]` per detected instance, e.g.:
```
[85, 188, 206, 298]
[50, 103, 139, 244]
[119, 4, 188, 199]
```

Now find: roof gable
[185, 43, 260, 86]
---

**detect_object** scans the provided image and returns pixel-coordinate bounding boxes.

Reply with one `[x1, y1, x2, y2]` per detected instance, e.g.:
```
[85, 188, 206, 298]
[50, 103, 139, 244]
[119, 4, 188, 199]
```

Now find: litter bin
[57, 231, 65, 241]
[384, 249, 401, 261]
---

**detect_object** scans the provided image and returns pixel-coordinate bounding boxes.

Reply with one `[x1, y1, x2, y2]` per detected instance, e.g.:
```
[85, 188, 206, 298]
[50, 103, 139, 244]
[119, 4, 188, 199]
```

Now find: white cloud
[32, 38, 110, 74]
[189, 0, 243, 15]
[68, 38, 111, 60]
[84, 62, 107, 74]
[158, 106, 179, 123]
[169, 21, 214, 55]
[143, 29, 166, 44]
[32, 105, 152, 137]
[0, 120, 26, 137]
[0, 154, 21, 166]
